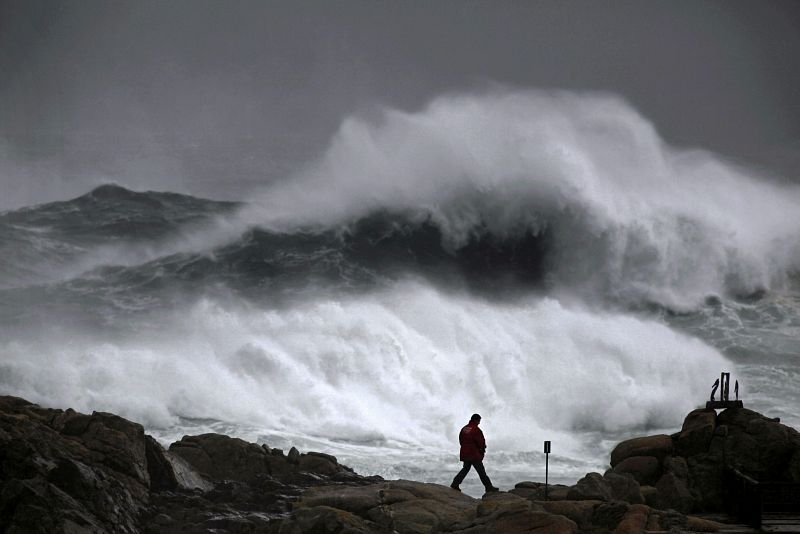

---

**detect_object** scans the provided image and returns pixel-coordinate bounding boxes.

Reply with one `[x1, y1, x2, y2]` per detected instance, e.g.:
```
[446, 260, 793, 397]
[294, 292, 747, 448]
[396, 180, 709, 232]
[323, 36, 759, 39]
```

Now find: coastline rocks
[0, 396, 151, 532]
[605, 406, 800, 513]
[675, 409, 716, 457]
[169, 433, 271, 482]
[0, 396, 374, 533]
[610, 435, 673, 467]
[611, 455, 661, 486]
[169, 433, 349, 485]
[510, 481, 570, 501]
[2, 395, 798, 533]
[565, 472, 643, 504]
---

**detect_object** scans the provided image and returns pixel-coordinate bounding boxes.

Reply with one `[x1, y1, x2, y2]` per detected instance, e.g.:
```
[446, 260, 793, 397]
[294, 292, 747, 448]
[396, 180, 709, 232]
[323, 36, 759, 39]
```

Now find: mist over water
[1, 90, 799, 491]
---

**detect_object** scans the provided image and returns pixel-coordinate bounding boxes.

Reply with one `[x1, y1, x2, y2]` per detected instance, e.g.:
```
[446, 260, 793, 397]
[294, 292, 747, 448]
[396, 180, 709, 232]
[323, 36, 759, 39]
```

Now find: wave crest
[244, 90, 800, 309]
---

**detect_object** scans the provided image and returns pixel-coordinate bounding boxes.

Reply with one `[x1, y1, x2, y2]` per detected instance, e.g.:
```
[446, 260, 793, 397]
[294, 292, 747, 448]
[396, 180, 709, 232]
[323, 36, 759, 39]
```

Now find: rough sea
[2, 91, 799, 497]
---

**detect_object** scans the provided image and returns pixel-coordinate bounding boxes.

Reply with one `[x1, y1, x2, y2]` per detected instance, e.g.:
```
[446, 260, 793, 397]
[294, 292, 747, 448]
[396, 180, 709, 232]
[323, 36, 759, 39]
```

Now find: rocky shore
[1, 395, 799, 533]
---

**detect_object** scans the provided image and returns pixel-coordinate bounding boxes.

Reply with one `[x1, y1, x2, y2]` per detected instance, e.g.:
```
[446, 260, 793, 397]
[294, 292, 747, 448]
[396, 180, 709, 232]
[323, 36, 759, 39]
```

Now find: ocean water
[1, 91, 799, 497]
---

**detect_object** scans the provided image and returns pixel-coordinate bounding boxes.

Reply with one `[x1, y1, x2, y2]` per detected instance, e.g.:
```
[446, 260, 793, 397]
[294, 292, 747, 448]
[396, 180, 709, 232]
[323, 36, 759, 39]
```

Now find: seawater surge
[1, 90, 799, 491]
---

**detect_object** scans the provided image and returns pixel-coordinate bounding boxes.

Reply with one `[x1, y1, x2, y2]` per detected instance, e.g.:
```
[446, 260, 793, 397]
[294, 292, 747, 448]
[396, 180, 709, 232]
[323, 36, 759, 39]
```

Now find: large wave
[242, 90, 800, 311]
[0, 280, 726, 457]
[5, 89, 799, 487]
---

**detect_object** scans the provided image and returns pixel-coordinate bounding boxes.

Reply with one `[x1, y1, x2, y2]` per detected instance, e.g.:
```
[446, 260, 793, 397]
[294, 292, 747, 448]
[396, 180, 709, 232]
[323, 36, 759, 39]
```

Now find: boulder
[681, 409, 716, 433]
[0, 398, 149, 533]
[640, 485, 657, 507]
[292, 505, 370, 533]
[567, 472, 611, 501]
[686, 453, 724, 511]
[163, 450, 214, 491]
[603, 472, 644, 504]
[612, 456, 661, 485]
[613, 503, 649, 534]
[294, 480, 478, 533]
[492, 510, 577, 533]
[76, 411, 151, 487]
[663, 455, 689, 480]
[540, 500, 600, 529]
[510, 482, 570, 501]
[716, 407, 767, 428]
[791, 448, 800, 482]
[610, 435, 673, 468]
[299, 451, 341, 475]
[655, 472, 693, 513]
[288, 446, 300, 465]
[676, 409, 716, 457]
[591, 501, 629, 530]
[296, 484, 385, 514]
[686, 515, 725, 532]
[168, 433, 270, 482]
[476, 491, 531, 518]
[145, 435, 179, 491]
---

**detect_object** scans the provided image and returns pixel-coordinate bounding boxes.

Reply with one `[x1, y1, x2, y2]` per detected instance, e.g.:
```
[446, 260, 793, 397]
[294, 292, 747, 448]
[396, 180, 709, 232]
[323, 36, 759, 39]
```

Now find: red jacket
[459, 421, 486, 462]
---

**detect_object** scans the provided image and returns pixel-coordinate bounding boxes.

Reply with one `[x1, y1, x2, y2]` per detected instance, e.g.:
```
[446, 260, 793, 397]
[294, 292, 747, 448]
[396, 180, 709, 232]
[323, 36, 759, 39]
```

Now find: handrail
[725, 468, 762, 527]
[725, 468, 800, 528]
[729, 467, 759, 486]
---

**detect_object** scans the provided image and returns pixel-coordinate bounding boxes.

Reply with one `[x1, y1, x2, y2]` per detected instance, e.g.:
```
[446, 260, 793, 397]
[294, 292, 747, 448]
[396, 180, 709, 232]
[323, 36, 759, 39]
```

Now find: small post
[544, 440, 551, 501]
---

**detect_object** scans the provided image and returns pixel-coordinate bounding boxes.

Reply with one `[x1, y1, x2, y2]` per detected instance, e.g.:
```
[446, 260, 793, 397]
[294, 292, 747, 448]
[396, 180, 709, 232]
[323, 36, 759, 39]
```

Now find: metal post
[544, 440, 551, 501]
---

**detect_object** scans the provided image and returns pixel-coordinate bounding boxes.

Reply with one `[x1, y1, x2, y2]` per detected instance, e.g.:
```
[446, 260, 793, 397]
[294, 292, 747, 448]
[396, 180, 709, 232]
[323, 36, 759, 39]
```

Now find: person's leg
[451, 461, 473, 489]
[473, 460, 498, 491]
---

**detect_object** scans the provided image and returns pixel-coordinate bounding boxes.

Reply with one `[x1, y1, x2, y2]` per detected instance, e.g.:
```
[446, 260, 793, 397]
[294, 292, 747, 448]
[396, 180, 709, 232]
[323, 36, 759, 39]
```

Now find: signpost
[544, 440, 551, 501]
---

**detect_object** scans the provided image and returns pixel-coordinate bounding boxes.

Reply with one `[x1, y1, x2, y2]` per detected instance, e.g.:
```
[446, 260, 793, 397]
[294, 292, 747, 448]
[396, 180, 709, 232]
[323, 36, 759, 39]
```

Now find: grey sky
[1, 0, 799, 209]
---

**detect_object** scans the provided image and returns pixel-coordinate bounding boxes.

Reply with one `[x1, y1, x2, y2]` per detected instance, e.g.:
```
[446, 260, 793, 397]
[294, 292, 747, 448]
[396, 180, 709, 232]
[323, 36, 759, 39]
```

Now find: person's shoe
[485, 486, 500, 493]
[449, 484, 461, 492]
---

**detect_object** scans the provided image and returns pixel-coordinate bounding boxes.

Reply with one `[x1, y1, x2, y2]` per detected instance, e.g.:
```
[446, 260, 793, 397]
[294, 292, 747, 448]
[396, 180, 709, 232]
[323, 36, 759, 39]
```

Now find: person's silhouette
[450, 414, 499, 494]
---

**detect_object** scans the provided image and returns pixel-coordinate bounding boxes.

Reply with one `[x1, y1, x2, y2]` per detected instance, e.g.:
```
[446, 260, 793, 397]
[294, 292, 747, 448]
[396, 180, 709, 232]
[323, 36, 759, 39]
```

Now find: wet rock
[0, 398, 148, 533]
[80, 411, 150, 486]
[4, 396, 799, 533]
[169, 433, 270, 482]
[144, 435, 178, 492]
[163, 450, 215, 491]
[298, 451, 340, 475]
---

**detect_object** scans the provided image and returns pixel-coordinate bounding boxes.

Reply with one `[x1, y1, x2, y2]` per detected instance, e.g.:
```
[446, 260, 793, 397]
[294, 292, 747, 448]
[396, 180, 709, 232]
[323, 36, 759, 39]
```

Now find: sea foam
[0, 280, 727, 459]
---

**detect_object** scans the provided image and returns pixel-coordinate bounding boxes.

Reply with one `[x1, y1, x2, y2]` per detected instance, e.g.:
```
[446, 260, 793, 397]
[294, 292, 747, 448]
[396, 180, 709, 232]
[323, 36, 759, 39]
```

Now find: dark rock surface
[2, 395, 799, 533]
[0, 396, 377, 533]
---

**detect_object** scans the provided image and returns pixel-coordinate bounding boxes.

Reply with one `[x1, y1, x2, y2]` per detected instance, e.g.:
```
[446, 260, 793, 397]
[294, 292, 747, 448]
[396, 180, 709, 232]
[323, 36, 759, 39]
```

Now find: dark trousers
[451, 460, 493, 489]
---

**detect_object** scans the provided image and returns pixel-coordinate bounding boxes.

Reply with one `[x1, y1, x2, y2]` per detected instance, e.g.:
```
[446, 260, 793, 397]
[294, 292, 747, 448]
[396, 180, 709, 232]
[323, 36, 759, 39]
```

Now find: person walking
[450, 413, 499, 493]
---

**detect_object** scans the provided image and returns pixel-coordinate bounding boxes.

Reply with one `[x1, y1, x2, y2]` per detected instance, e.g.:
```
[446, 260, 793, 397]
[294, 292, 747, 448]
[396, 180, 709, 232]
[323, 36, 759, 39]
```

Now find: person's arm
[476, 428, 487, 455]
